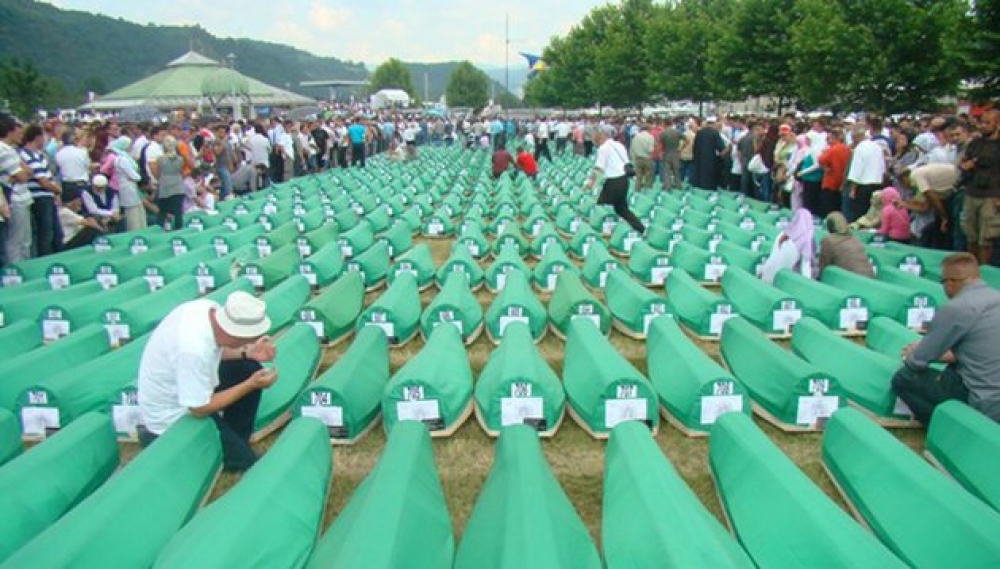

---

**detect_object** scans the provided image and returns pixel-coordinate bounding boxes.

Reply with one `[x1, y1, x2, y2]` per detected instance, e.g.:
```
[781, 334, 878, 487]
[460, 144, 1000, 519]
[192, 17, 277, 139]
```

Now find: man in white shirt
[137, 291, 278, 472]
[584, 125, 645, 233]
[534, 119, 552, 162]
[846, 120, 888, 222]
[54, 129, 91, 197]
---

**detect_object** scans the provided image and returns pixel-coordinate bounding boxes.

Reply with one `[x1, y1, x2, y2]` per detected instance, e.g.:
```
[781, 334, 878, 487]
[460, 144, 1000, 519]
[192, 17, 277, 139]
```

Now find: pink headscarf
[784, 208, 815, 264]
[880, 186, 901, 206]
[796, 134, 809, 150]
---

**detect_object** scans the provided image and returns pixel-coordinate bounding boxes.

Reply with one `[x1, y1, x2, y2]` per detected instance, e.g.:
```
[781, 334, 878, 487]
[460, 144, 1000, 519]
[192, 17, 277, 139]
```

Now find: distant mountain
[0, 0, 518, 108]
[401, 62, 520, 106]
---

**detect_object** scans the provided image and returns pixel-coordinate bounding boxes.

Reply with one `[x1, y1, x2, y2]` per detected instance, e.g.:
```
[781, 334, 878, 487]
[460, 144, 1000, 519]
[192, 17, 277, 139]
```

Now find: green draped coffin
[547, 272, 610, 338]
[821, 267, 936, 330]
[720, 317, 845, 431]
[665, 269, 737, 338]
[253, 325, 322, 438]
[605, 269, 671, 339]
[357, 273, 421, 346]
[562, 318, 658, 438]
[822, 408, 1000, 567]
[864, 316, 922, 360]
[484, 270, 548, 343]
[485, 242, 531, 293]
[382, 324, 473, 436]
[603, 421, 754, 568]
[721, 266, 804, 336]
[100, 276, 201, 347]
[297, 242, 345, 290]
[421, 272, 484, 345]
[296, 272, 364, 344]
[925, 401, 1000, 512]
[388, 243, 436, 291]
[773, 269, 870, 333]
[628, 240, 674, 287]
[709, 412, 904, 568]
[436, 243, 485, 290]
[580, 241, 622, 290]
[345, 240, 391, 290]
[454, 425, 599, 569]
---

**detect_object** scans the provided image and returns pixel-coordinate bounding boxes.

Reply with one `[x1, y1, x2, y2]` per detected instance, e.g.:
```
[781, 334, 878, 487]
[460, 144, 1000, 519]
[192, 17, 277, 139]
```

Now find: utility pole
[505, 13, 510, 99]
[424, 72, 429, 103]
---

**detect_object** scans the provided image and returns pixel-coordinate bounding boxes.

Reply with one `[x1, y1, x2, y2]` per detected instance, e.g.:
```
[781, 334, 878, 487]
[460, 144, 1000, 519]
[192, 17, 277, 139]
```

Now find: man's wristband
[241, 347, 248, 361]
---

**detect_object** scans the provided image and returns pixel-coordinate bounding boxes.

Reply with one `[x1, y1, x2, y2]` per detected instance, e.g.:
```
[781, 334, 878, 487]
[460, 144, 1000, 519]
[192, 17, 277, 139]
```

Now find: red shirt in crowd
[492, 149, 513, 178]
[818, 140, 851, 192]
[516, 150, 538, 177]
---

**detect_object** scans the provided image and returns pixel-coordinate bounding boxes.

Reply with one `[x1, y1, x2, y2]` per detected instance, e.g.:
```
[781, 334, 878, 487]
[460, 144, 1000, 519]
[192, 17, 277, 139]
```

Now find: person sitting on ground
[515, 145, 539, 180]
[817, 211, 875, 278]
[137, 291, 279, 472]
[878, 186, 912, 243]
[58, 188, 106, 249]
[759, 208, 815, 284]
[893, 253, 1000, 425]
[491, 146, 514, 179]
[849, 189, 884, 230]
[81, 174, 120, 231]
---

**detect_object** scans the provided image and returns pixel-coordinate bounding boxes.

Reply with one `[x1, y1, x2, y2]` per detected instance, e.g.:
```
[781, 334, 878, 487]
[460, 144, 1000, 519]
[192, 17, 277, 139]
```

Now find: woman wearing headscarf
[759, 208, 815, 284]
[818, 211, 875, 278]
[850, 189, 884, 230]
[794, 134, 825, 215]
[878, 186, 912, 243]
[110, 136, 144, 231]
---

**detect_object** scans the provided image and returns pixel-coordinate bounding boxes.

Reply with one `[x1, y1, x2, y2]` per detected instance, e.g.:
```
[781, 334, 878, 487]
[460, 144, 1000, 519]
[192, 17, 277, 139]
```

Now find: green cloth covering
[454, 425, 598, 568]
[0, 409, 21, 465]
[670, 241, 727, 283]
[567, 224, 601, 259]
[680, 225, 723, 252]
[886, 241, 953, 279]
[334, 209, 361, 232]
[382, 324, 473, 435]
[864, 316, 922, 359]
[605, 269, 671, 338]
[714, 241, 765, 276]
[298, 242, 345, 289]
[0, 279, 52, 306]
[106, 225, 169, 250]
[92, 247, 174, 287]
[241, 244, 300, 290]
[926, 400, 1000, 512]
[5, 248, 94, 284]
[665, 269, 736, 338]
[456, 222, 490, 259]
[628, 241, 674, 286]
[337, 221, 375, 258]
[547, 272, 610, 336]
[485, 270, 547, 342]
[297, 223, 339, 258]
[0, 321, 43, 360]
[604, 421, 753, 567]
[791, 317, 911, 420]
[647, 318, 750, 435]
[532, 243, 580, 293]
[357, 273, 421, 346]
[529, 224, 566, 260]
[345, 240, 390, 289]
[821, 267, 936, 329]
[485, 243, 531, 293]
[261, 275, 312, 335]
[475, 322, 564, 433]
[492, 223, 529, 258]
[398, 206, 423, 232]
[720, 317, 845, 428]
[489, 213, 517, 237]
[0, 413, 119, 562]
[379, 220, 414, 258]
[142, 245, 219, 291]
[388, 244, 436, 290]
[154, 419, 331, 569]
[436, 243, 485, 289]
[721, 266, 803, 334]
[38, 278, 149, 338]
[305, 421, 454, 568]
[554, 207, 583, 236]
[563, 318, 658, 436]
[822, 407, 1000, 566]
[100, 276, 201, 347]
[875, 265, 948, 306]
[366, 205, 392, 234]
[421, 272, 483, 343]
[581, 241, 622, 290]
[709, 412, 905, 568]
[45, 246, 136, 287]
[211, 224, 264, 257]
[254, 222, 300, 256]
[589, 205, 619, 235]
[422, 206, 456, 238]
[643, 224, 681, 253]
[0, 324, 110, 411]
[1, 416, 222, 568]
[203, 276, 256, 304]
[297, 272, 364, 344]
[773, 269, 871, 332]
[980, 265, 1000, 289]
[14, 335, 149, 434]
[294, 327, 389, 441]
[294, 209, 327, 234]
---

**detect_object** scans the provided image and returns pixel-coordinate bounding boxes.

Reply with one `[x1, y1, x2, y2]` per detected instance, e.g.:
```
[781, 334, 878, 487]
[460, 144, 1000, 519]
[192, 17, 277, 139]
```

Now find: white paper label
[2, 274, 22, 287]
[112, 404, 142, 436]
[48, 273, 71, 290]
[643, 309, 669, 336]
[650, 266, 672, 285]
[546, 273, 559, 291]
[899, 258, 922, 276]
[839, 307, 870, 330]
[739, 219, 756, 230]
[498, 315, 530, 335]
[245, 272, 264, 289]
[569, 219, 580, 233]
[214, 242, 230, 257]
[796, 395, 839, 426]
[501, 397, 544, 427]
[709, 310, 736, 335]
[623, 235, 639, 253]
[130, 243, 148, 255]
[906, 307, 935, 330]
[426, 221, 444, 235]
[195, 274, 215, 294]
[298, 244, 312, 258]
[301, 405, 344, 427]
[144, 275, 165, 291]
[605, 398, 648, 429]
[304, 320, 325, 339]
[93, 242, 112, 253]
[704, 263, 727, 282]
[96, 272, 118, 289]
[256, 243, 272, 258]
[172, 243, 188, 256]
[397, 399, 441, 422]
[340, 244, 353, 258]
[772, 308, 802, 333]
[465, 242, 480, 257]
[602, 220, 616, 235]
[105, 323, 131, 346]
[42, 319, 71, 342]
[21, 407, 60, 436]
[301, 269, 318, 286]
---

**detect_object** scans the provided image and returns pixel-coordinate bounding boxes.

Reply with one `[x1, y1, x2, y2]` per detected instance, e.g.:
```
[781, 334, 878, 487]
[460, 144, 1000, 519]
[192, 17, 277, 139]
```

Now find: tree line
[523, 0, 999, 114]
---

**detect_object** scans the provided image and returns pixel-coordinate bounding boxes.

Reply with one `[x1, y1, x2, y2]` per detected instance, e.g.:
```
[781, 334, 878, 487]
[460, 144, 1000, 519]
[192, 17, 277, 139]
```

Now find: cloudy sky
[42, 0, 611, 67]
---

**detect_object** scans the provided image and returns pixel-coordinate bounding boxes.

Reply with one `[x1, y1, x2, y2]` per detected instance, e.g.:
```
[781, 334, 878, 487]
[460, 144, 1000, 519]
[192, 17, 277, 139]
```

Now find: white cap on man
[216, 291, 271, 338]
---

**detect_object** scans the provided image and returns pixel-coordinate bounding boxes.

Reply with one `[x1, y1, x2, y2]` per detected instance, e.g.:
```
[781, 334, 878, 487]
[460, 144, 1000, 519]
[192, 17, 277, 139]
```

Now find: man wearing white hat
[138, 291, 278, 472]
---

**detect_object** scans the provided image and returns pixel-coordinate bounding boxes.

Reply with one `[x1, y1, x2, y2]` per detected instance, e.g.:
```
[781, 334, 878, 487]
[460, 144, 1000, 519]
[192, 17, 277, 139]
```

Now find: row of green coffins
[5, 399, 999, 567]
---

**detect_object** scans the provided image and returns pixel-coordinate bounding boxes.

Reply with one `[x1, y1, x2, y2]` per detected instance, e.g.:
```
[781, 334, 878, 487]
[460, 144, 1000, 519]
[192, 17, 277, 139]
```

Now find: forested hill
[0, 0, 368, 102]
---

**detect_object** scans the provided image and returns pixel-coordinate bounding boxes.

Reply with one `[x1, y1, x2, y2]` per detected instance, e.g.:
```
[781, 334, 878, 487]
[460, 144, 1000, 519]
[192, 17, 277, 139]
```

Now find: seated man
[892, 253, 1000, 424]
[515, 145, 539, 180]
[491, 147, 513, 179]
[58, 188, 107, 249]
[137, 291, 279, 472]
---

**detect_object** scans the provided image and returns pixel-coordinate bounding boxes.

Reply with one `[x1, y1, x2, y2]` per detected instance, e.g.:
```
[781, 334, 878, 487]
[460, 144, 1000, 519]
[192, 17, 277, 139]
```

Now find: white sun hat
[216, 291, 271, 338]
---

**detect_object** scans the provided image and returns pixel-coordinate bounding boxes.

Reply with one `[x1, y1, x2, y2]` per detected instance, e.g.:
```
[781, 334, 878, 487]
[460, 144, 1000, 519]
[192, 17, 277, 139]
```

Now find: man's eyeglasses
[940, 276, 967, 284]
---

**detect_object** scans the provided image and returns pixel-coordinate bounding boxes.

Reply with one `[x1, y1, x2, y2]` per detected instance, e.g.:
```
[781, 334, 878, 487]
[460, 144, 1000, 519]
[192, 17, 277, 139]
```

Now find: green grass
[122, 233, 928, 550]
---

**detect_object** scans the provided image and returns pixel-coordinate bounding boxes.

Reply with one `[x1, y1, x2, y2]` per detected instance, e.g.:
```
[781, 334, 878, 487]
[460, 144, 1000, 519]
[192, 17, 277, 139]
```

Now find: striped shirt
[19, 147, 55, 201]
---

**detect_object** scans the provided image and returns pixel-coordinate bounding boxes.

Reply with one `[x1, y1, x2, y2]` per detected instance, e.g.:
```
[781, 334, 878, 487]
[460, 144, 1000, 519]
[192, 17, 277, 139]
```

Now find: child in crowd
[878, 186, 912, 243]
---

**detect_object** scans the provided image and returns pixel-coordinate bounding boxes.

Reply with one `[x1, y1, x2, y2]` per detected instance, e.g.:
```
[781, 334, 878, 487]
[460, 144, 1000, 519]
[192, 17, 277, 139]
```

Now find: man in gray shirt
[893, 252, 1000, 424]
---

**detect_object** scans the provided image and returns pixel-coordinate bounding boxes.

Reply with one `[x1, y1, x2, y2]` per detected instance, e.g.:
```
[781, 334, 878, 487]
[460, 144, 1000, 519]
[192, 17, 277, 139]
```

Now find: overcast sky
[42, 0, 611, 68]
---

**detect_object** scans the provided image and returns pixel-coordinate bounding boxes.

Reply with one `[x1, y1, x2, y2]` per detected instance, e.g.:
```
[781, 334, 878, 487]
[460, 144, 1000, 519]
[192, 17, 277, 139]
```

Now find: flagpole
[504, 13, 509, 108]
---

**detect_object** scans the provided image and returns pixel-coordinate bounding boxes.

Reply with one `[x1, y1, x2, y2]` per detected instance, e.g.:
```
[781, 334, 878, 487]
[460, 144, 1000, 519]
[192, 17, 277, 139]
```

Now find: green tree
[0, 58, 50, 118]
[788, 0, 857, 109]
[589, 0, 655, 109]
[368, 57, 417, 99]
[445, 61, 489, 109]
[958, 0, 998, 102]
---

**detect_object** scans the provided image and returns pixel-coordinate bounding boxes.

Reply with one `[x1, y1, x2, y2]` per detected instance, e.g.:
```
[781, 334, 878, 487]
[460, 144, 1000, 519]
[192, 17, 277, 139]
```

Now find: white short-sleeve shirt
[595, 139, 629, 178]
[138, 299, 222, 434]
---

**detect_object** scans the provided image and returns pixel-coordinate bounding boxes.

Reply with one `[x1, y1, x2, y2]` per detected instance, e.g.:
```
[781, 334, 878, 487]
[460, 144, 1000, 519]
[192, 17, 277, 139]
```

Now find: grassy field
[124, 234, 927, 549]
